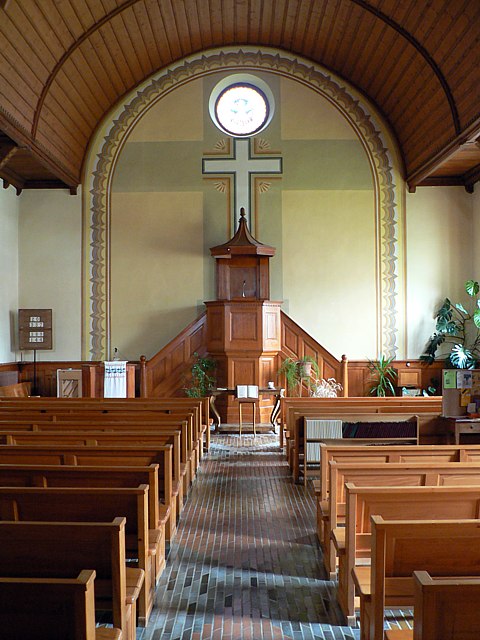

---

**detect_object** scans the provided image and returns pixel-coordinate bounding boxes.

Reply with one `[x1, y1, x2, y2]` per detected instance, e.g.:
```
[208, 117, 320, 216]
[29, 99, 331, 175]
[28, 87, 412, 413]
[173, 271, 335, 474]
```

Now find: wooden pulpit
[205, 209, 282, 423]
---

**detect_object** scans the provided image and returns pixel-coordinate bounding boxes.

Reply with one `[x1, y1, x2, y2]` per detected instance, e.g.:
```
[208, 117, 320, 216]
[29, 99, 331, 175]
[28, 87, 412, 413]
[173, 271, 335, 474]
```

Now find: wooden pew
[0, 462, 165, 577]
[0, 396, 208, 454]
[352, 517, 480, 640]
[295, 413, 420, 483]
[0, 518, 142, 640]
[0, 381, 31, 397]
[320, 460, 480, 578]
[280, 396, 442, 448]
[335, 484, 480, 625]
[0, 413, 198, 492]
[0, 443, 175, 539]
[385, 570, 480, 640]
[0, 427, 185, 515]
[0, 485, 156, 626]
[318, 443, 480, 507]
[0, 570, 121, 640]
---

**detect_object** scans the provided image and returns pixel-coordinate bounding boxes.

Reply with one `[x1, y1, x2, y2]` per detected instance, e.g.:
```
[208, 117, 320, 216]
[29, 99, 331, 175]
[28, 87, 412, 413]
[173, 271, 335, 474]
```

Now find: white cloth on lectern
[104, 361, 128, 398]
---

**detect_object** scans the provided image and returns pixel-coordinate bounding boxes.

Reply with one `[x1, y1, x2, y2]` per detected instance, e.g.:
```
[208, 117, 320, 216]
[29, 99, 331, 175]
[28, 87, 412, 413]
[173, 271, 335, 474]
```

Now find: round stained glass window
[209, 75, 275, 138]
[215, 83, 269, 137]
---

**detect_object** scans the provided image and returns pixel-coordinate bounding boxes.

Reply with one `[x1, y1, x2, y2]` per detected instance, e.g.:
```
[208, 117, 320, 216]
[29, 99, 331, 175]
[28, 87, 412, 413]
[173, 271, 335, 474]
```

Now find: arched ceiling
[0, 0, 479, 194]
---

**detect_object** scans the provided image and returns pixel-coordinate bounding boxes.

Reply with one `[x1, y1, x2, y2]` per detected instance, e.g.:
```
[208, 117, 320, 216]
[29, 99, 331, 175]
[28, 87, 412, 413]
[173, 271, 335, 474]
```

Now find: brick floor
[139, 432, 410, 640]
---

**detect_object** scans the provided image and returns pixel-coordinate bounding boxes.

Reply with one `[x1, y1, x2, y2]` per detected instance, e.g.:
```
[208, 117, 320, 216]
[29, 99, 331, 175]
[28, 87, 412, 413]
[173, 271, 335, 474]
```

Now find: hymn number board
[18, 309, 53, 350]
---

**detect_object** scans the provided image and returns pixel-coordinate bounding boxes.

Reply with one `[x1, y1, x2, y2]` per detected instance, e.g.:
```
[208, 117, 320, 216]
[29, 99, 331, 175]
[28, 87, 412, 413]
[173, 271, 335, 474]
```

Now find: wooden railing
[140, 313, 208, 398]
[279, 311, 348, 395]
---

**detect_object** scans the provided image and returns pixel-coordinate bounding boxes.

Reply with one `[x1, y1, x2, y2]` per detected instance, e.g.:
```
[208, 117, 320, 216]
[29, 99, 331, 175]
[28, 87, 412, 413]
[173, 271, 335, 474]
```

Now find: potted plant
[310, 377, 343, 397]
[367, 354, 397, 396]
[277, 356, 320, 395]
[184, 352, 216, 398]
[420, 279, 480, 369]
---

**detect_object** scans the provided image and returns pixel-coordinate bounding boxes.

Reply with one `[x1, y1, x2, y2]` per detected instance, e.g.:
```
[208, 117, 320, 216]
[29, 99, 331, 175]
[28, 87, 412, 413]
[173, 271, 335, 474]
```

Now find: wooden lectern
[205, 209, 282, 424]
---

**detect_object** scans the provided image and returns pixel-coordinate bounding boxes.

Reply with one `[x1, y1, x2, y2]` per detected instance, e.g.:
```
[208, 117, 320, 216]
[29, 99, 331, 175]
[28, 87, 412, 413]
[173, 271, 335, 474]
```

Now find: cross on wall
[202, 138, 282, 229]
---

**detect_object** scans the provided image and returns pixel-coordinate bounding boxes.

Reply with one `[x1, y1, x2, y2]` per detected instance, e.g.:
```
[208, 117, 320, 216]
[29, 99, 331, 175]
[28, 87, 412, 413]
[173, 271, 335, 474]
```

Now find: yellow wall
[18, 189, 82, 360]
[110, 191, 204, 360]
[107, 70, 378, 361]
[282, 190, 376, 359]
[405, 186, 474, 359]
[0, 185, 19, 361]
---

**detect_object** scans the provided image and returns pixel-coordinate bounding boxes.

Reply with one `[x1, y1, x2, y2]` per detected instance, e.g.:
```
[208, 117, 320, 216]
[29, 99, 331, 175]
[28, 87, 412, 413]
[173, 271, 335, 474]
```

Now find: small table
[443, 416, 480, 444]
[209, 387, 285, 431]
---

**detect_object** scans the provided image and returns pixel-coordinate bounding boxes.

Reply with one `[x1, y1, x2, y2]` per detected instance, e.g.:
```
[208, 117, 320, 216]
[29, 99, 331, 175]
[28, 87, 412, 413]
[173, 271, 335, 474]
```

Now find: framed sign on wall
[18, 309, 53, 350]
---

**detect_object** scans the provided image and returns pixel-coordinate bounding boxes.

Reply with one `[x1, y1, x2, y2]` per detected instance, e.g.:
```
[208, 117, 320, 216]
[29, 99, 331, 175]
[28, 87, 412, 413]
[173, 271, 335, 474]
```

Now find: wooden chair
[236, 385, 259, 435]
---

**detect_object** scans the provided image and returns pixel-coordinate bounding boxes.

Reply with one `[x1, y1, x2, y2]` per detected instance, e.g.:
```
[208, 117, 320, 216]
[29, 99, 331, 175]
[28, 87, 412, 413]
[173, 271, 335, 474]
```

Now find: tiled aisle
[141, 432, 360, 640]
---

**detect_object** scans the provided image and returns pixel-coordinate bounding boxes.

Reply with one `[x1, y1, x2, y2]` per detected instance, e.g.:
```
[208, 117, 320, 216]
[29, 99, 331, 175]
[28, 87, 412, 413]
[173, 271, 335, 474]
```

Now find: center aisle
[142, 433, 358, 640]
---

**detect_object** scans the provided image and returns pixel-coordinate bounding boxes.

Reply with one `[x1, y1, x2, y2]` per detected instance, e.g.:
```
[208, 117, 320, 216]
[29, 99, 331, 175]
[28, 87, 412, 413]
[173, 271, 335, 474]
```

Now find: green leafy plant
[367, 354, 397, 397]
[420, 279, 480, 369]
[184, 352, 216, 398]
[277, 356, 320, 395]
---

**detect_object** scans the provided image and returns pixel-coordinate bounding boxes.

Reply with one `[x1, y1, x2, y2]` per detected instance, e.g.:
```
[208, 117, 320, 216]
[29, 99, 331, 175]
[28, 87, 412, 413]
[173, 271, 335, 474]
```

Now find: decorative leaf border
[83, 47, 402, 361]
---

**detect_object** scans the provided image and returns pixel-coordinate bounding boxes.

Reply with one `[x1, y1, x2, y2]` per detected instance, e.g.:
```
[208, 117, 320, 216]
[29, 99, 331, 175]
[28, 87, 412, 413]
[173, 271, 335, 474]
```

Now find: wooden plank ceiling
[0, 0, 479, 194]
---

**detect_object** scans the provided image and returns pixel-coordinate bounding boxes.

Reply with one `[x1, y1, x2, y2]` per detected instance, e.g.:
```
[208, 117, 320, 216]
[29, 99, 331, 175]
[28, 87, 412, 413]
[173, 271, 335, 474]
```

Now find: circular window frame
[209, 74, 275, 138]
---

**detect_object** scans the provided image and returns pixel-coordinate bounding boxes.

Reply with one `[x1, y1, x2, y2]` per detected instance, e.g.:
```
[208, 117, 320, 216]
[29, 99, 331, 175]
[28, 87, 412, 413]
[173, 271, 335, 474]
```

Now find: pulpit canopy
[209, 208, 276, 300]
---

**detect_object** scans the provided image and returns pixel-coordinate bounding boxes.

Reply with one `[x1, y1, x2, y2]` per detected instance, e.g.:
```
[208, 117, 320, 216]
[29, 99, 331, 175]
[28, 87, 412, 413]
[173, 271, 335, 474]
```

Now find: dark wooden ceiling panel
[0, 0, 478, 193]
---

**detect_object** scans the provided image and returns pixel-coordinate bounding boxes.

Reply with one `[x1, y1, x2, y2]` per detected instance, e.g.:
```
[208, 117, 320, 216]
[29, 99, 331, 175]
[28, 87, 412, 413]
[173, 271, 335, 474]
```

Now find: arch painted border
[83, 47, 404, 361]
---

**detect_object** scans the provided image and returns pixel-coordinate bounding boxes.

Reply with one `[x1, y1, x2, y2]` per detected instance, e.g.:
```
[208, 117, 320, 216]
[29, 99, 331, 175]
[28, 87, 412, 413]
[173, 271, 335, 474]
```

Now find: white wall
[405, 186, 474, 359]
[0, 185, 19, 361]
[18, 189, 83, 360]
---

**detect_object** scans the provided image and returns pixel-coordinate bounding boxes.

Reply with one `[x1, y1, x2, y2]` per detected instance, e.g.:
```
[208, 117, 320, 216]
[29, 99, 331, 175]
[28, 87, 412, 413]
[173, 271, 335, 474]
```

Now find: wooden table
[209, 388, 284, 431]
[444, 416, 480, 444]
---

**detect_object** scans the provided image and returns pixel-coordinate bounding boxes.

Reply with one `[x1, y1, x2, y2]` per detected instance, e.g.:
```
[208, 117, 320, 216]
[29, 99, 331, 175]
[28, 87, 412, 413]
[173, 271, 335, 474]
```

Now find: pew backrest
[0, 518, 129, 635]
[319, 443, 480, 502]
[369, 517, 480, 640]
[0, 570, 99, 640]
[412, 570, 480, 640]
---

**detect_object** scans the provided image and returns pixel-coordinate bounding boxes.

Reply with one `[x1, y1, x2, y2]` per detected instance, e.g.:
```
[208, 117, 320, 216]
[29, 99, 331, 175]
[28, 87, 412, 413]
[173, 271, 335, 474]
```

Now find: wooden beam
[407, 115, 480, 189]
[0, 143, 17, 171]
[23, 179, 74, 191]
[0, 165, 25, 195]
[0, 1, 11, 10]
[0, 111, 79, 189]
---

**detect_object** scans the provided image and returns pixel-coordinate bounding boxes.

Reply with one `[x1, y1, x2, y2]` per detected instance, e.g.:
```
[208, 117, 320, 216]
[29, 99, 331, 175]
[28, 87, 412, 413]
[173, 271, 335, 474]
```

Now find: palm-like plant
[367, 354, 397, 397]
[420, 279, 480, 369]
[184, 352, 216, 397]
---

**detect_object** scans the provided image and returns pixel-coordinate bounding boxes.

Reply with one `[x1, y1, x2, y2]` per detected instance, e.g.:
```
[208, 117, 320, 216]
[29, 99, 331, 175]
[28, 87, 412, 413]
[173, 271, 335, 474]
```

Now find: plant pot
[298, 361, 312, 378]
